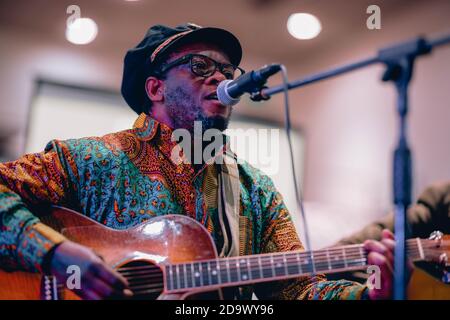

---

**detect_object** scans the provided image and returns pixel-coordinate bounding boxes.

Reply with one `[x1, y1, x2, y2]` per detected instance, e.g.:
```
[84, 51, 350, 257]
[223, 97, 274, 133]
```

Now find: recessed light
[287, 13, 322, 40]
[66, 18, 98, 45]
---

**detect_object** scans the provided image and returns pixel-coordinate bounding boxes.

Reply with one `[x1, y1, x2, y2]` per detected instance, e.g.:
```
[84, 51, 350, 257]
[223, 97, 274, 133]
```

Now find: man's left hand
[363, 229, 413, 300]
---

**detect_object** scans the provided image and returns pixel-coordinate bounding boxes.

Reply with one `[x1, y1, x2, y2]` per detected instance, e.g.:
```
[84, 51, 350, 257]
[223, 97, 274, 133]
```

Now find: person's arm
[335, 181, 450, 246]
[407, 181, 450, 238]
[336, 213, 394, 246]
[0, 140, 78, 272]
[0, 139, 130, 299]
[252, 181, 369, 300]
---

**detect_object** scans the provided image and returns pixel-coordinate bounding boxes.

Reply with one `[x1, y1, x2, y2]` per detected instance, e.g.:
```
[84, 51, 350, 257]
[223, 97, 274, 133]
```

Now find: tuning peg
[429, 231, 443, 241]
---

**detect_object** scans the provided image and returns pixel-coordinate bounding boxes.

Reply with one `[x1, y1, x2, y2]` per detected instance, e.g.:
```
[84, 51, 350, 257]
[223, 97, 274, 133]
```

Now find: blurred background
[0, 0, 449, 249]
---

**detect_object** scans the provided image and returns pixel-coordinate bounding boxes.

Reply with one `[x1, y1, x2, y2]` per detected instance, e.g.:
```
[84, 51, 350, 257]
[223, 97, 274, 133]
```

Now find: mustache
[164, 86, 231, 132]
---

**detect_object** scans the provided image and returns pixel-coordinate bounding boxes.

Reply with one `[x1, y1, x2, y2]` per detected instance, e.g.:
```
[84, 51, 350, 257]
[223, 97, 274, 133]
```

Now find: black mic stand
[377, 37, 431, 300]
[257, 33, 450, 299]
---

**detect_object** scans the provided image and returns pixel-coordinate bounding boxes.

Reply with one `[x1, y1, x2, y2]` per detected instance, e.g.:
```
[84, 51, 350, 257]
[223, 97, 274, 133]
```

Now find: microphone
[217, 64, 281, 106]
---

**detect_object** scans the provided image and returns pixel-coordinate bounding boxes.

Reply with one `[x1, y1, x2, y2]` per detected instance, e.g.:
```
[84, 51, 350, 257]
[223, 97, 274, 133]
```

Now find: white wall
[279, 1, 450, 246]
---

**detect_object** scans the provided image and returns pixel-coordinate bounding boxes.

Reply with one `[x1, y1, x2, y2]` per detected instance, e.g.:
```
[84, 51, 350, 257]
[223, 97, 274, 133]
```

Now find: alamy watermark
[170, 121, 281, 175]
[66, 264, 81, 290]
[66, 5, 81, 27]
[367, 5, 381, 30]
[367, 265, 381, 289]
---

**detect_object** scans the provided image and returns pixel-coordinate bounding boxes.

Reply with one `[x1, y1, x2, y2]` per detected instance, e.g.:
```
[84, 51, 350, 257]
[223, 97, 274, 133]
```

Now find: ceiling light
[287, 13, 322, 40]
[66, 18, 98, 45]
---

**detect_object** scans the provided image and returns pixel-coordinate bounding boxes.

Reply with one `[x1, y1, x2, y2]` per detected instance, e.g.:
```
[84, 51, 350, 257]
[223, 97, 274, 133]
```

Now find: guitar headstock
[417, 231, 450, 284]
[428, 231, 449, 266]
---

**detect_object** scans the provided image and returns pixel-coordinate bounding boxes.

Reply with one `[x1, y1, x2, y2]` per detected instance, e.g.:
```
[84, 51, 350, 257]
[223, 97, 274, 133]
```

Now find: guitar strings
[117, 243, 436, 274]
[116, 240, 447, 287]
[120, 251, 443, 292]
[118, 247, 442, 280]
[118, 247, 441, 280]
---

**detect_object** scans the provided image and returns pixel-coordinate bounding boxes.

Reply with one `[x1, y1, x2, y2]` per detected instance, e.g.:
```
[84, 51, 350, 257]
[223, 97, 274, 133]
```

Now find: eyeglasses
[156, 54, 245, 80]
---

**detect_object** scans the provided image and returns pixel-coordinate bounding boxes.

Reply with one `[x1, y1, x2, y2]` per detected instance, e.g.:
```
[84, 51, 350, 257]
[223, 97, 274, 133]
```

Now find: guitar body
[0, 206, 448, 300]
[408, 268, 450, 300]
[0, 206, 222, 300]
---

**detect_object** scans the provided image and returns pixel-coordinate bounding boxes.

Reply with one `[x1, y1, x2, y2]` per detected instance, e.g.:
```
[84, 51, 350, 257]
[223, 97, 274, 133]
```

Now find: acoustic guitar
[0, 206, 448, 300]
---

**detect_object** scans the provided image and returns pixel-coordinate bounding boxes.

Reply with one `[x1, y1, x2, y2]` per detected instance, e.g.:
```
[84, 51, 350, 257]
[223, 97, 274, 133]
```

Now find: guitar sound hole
[116, 260, 164, 300]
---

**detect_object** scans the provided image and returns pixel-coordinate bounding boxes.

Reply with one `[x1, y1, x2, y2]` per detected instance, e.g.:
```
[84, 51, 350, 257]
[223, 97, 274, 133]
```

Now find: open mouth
[205, 92, 219, 101]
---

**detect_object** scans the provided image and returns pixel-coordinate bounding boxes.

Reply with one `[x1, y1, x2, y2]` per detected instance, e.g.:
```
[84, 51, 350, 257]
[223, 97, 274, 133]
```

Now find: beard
[164, 86, 230, 133]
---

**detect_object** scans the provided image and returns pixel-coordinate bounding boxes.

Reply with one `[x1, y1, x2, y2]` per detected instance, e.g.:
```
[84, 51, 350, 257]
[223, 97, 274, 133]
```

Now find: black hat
[121, 23, 242, 114]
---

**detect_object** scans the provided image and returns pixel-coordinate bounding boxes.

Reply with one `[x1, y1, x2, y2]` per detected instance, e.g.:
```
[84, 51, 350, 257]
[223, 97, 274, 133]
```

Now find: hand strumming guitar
[48, 241, 133, 300]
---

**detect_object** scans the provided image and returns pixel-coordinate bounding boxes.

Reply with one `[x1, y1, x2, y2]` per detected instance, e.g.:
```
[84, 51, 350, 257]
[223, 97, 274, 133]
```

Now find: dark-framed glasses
[156, 54, 245, 80]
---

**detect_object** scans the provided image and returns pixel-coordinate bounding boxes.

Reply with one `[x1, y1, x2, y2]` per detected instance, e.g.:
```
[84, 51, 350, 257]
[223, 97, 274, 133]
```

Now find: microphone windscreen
[217, 80, 240, 106]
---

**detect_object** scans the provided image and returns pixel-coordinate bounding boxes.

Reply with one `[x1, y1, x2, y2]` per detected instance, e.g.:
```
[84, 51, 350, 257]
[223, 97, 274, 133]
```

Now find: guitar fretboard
[164, 238, 428, 292]
[165, 245, 369, 291]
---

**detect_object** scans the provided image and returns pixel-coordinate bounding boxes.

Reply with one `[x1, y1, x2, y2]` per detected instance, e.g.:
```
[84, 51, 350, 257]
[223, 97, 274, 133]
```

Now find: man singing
[0, 23, 398, 300]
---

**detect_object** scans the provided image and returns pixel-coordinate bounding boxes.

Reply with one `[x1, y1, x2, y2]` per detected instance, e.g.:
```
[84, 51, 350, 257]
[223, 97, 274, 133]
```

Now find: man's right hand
[49, 241, 133, 300]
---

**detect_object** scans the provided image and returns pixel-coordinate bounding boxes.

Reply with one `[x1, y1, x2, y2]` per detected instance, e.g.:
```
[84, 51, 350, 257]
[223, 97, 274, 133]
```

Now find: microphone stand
[258, 33, 450, 300]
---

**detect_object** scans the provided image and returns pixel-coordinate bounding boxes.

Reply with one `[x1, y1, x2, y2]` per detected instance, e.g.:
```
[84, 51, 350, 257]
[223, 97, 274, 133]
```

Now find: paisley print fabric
[0, 113, 367, 299]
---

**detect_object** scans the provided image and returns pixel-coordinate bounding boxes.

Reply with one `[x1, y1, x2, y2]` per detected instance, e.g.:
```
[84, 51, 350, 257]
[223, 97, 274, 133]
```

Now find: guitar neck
[164, 238, 430, 292]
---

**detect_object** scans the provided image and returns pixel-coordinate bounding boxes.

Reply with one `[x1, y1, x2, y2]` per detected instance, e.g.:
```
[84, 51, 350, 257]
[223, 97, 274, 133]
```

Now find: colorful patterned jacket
[0, 113, 368, 299]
